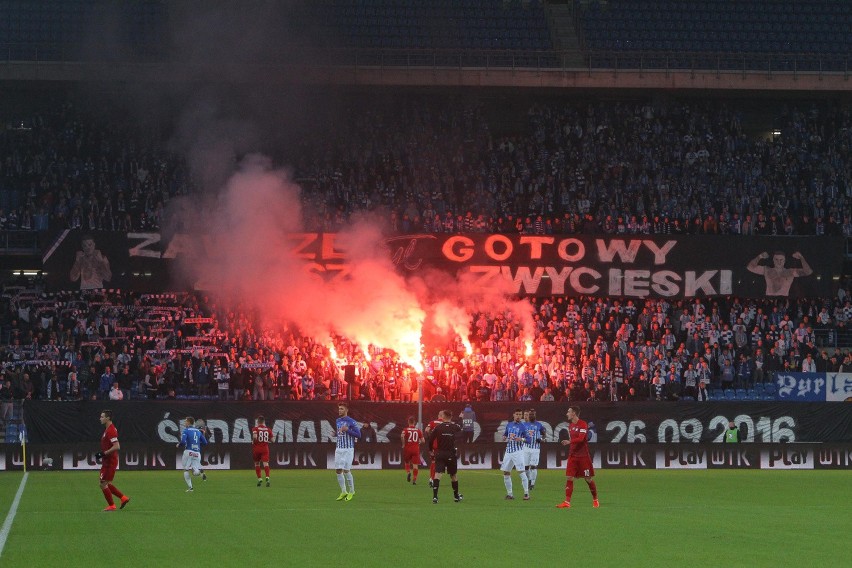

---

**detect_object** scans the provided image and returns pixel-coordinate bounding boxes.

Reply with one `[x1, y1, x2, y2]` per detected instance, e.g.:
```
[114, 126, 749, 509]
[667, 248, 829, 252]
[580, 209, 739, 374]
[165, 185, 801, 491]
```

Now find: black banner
[22, 401, 852, 446]
[42, 231, 844, 298]
[4, 443, 850, 471]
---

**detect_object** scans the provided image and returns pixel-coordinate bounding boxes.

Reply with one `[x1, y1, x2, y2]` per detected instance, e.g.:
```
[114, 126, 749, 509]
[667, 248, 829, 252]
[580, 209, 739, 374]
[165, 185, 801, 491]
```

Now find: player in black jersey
[425, 409, 463, 504]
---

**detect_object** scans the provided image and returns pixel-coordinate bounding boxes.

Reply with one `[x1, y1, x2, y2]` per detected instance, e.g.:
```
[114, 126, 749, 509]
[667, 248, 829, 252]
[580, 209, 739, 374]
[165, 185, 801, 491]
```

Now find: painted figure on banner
[70, 234, 112, 290]
[747, 251, 812, 296]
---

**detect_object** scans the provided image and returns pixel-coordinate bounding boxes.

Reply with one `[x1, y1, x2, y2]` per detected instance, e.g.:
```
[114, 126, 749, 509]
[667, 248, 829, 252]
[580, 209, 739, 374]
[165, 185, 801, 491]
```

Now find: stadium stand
[1, 0, 849, 73]
[579, 0, 852, 70]
[581, 0, 852, 55]
[1, 94, 851, 240]
[307, 0, 552, 51]
[0, 283, 848, 404]
[0, 2, 849, 410]
[0, 0, 167, 61]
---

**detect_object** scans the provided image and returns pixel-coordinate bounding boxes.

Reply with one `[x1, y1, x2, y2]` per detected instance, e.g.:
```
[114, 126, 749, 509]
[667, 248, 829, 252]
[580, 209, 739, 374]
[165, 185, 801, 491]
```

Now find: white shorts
[334, 447, 355, 471]
[524, 447, 541, 467]
[182, 450, 201, 473]
[500, 450, 526, 473]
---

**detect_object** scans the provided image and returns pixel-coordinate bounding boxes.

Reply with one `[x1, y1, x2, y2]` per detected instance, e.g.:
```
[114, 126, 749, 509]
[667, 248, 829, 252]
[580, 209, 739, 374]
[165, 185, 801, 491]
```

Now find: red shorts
[403, 447, 421, 465]
[253, 448, 270, 463]
[566, 455, 594, 478]
[99, 462, 117, 482]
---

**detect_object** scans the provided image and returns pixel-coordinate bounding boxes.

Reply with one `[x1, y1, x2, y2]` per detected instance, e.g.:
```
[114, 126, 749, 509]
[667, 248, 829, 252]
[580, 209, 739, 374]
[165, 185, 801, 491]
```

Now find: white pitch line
[0, 472, 28, 559]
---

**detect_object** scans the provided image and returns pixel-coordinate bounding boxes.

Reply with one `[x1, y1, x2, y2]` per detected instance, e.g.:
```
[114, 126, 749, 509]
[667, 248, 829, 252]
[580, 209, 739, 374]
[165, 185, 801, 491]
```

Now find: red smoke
[172, 156, 533, 369]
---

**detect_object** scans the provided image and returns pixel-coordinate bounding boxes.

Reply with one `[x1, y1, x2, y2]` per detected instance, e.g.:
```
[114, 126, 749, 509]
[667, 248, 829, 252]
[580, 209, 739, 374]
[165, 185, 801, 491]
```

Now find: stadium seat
[578, 0, 852, 69]
[735, 389, 748, 400]
[724, 389, 736, 400]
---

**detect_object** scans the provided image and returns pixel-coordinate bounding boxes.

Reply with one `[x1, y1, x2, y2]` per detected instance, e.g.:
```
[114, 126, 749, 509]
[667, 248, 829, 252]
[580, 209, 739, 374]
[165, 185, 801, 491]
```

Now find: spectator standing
[459, 403, 476, 443]
[108, 381, 124, 401]
[0, 379, 13, 425]
[46, 374, 62, 401]
[99, 366, 115, 400]
[197, 360, 210, 397]
[216, 363, 229, 401]
[66, 371, 82, 401]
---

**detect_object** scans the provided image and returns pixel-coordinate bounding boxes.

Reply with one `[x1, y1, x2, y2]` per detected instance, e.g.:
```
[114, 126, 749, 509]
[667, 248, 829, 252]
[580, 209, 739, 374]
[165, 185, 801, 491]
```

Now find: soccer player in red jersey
[252, 415, 272, 487]
[556, 406, 599, 509]
[97, 410, 130, 511]
[401, 416, 424, 484]
[424, 414, 442, 487]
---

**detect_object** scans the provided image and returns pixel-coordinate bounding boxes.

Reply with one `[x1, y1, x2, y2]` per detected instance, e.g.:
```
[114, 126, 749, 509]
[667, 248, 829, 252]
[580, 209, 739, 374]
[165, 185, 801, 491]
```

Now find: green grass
[0, 469, 850, 567]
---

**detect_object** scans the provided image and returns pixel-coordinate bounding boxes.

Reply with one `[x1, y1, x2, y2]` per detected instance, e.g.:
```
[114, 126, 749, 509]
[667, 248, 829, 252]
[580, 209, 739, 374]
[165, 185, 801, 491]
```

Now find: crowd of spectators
[1, 95, 851, 237]
[1, 93, 850, 417]
[0, 98, 188, 233]
[0, 284, 849, 411]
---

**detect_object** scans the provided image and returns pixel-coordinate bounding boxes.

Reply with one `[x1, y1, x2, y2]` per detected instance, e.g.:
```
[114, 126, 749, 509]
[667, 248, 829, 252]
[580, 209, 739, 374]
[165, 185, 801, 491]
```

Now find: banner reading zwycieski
[42, 231, 844, 298]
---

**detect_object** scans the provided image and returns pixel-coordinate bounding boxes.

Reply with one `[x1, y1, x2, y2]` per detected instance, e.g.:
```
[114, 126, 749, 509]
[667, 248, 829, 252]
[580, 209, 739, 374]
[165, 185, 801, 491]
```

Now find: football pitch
[0, 469, 849, 567]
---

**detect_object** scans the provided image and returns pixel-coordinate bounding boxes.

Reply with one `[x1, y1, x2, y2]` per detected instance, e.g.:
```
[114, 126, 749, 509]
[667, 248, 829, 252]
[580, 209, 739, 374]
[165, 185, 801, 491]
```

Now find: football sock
[430, 462, 436, 480]
[530, 468, 538, 485]
[565, 479, 574, 501]
[264, 465, 270, 477]
[520, 471, 529, 493]
[255, 466, 262, 479]
[412, 468, 418, 481]
[588, 480, 598, 499]
[432, 478, 440, 499]
[405, 463, 410, 474]
[101, 487, 114, 506]
[451, 480, 459, 497]
[108, 484, 124, 498]
[344, 472, 354, 493]
[337, 473, 346, 492]
[503, 475, 513, 495]
[184, 471, 192, 489]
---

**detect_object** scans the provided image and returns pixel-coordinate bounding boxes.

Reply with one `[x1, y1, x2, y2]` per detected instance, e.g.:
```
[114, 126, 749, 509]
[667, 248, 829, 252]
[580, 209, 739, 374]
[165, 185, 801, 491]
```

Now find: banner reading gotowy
[43, 231, 844, 298]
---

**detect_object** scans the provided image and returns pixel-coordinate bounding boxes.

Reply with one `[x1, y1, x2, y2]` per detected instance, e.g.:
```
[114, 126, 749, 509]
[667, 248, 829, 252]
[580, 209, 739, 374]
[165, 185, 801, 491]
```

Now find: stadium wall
[4, 443, 850, 472]
[10, 401, 850, 471]
[1, 62, 850, 93]
[19, 400, 852, 444]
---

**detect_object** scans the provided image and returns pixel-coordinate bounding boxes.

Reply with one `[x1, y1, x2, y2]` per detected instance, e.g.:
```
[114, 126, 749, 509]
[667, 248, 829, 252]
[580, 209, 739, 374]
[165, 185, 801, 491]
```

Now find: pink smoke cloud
[172, 155, 533, 369]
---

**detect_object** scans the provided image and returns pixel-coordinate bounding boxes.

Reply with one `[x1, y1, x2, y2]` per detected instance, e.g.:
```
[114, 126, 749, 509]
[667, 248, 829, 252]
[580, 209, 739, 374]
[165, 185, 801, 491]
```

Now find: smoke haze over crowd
[170, 152, 533, 368]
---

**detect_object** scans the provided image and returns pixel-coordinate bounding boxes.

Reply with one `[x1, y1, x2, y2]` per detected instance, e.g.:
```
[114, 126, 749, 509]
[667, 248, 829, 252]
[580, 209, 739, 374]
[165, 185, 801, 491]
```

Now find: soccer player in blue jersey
[501, 409, 530, 500]
[334, 403, 361, 501]
[523, 409, 547, 491]
[176, 416, 208, 492]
